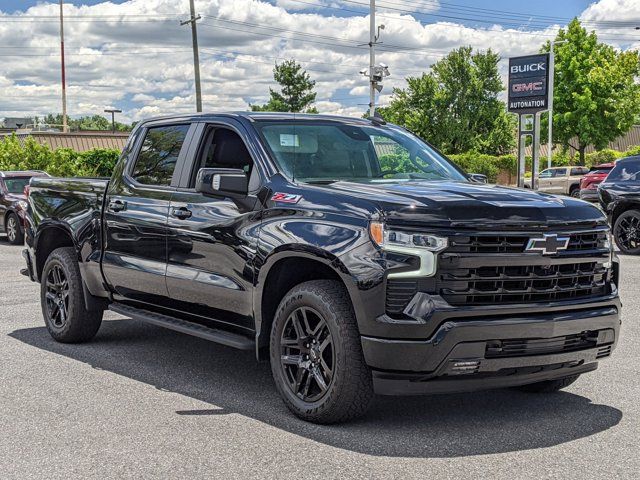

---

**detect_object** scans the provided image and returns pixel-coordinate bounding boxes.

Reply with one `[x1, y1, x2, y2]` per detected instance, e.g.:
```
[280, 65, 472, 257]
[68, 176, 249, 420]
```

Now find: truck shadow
[9, 318, 623, 458]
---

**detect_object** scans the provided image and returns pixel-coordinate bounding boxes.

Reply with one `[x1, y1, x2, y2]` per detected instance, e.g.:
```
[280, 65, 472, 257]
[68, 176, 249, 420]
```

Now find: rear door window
[554, 168, 567, 177]
[606, 158, 640, 182]
[131, 125, 190, 186]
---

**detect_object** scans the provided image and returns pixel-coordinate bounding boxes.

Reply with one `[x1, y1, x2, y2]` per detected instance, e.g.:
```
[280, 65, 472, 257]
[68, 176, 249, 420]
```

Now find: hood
[4, 192, 26, 202]
[322, 180, 607, 230]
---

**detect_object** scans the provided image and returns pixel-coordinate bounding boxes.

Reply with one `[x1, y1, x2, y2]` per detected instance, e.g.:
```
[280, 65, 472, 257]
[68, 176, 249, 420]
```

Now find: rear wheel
[613, 209, 640, 255]
[41, 247, 103, 343]
[514, 374, 580, 393]
[570, 186, 580, 198]
[270, 280, 373, 424]
[5, 213, 23, 245]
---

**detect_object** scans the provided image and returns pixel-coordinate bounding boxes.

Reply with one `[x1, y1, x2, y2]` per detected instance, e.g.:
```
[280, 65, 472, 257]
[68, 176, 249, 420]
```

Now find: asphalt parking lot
[0, 238, 637, 479]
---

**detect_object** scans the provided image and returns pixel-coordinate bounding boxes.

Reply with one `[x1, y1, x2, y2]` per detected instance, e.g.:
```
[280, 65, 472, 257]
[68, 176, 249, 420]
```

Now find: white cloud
[0, 0, 638, 124]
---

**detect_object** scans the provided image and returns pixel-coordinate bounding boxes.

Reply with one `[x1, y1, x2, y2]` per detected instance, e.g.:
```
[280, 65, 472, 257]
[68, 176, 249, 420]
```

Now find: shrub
[585, 149, 623, 166]
[0, 134, 120, 177]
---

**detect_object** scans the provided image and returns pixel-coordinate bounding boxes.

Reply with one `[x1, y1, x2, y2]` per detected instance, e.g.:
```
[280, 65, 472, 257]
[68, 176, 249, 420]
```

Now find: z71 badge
[271, 192, 302, 204]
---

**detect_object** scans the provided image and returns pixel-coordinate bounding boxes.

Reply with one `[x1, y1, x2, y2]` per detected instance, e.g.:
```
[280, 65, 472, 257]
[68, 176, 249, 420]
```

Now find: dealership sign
[508, 53, 550, 113]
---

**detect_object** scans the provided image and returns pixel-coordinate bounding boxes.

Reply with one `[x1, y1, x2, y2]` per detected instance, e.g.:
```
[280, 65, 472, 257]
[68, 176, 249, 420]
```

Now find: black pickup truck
[22, 112, 621, 423]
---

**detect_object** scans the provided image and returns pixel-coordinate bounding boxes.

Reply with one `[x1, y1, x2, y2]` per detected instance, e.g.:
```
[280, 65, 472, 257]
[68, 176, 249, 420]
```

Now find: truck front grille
[447, 230, 609, 254]
[438, 262, 608, 305]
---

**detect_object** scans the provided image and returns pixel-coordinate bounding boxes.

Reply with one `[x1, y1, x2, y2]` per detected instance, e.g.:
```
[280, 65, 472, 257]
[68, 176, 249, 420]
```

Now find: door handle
[107, 200, 126, 212]
[171, 207, 192, 220]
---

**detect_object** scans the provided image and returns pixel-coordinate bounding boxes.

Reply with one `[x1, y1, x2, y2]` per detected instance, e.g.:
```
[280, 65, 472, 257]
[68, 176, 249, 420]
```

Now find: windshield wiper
[304, 179, 339, 185]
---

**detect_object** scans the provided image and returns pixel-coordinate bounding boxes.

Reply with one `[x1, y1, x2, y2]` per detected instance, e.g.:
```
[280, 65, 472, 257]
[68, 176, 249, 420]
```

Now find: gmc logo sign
[510, 62, 546, 74]
[512, 81, 544, 93]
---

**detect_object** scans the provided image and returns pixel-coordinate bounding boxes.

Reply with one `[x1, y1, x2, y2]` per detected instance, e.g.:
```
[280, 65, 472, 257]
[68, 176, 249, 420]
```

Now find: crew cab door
[538, 169, 554, 192]
[102, 122, 195, 306]
[550, 167, 568, 193]
[165, 121, 263, 331]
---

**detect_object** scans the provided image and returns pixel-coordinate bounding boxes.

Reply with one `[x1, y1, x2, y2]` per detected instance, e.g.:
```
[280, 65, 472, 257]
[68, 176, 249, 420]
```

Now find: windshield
[3, 177, 30, 194]
[255, 121, 468, 183]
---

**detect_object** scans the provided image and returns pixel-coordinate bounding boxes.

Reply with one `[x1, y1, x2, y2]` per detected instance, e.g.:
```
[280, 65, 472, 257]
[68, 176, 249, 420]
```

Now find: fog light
[449, 360, 481, 375]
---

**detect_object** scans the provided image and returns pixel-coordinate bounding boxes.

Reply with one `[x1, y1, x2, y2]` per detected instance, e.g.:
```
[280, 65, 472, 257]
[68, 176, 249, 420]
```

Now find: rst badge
[271, 192, 302, 204]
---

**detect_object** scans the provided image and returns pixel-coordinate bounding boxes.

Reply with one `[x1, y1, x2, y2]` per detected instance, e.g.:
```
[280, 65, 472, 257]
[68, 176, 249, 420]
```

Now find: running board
[109, 303, 255, 350]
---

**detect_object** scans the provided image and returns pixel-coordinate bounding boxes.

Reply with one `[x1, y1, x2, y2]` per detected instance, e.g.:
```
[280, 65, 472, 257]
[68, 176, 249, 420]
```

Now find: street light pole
[59, 0, 68, 133]
[181, 0, 202, 113]
[104, 109, 122, 133]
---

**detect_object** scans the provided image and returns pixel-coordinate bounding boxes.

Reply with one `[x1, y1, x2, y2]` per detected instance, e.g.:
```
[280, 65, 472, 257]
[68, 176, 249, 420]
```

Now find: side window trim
[123, 122, 195, 191]
[175, 120, 265, 194]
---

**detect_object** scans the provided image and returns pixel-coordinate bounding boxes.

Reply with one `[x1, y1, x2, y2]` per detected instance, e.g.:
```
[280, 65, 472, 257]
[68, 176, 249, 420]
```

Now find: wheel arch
[33, 222, 77, 282]
[611, 201, 640, 227]
[254, 247, 361, 360]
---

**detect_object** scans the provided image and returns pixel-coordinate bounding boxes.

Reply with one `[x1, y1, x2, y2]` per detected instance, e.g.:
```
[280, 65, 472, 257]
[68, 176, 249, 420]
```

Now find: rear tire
[613, 209, 640, 255]
[570, 187, 580, 198]
[514, 374, 580, 393]
[40, 247, 103, 343]
[270, 280, 373, 424]
[5, 213, 23, 245]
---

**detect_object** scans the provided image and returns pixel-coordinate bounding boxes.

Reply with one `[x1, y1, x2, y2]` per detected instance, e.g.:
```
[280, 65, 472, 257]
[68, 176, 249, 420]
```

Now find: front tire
[270, 280, 373, 424]
[514, 374, 580, 393]
[613, 209, 640, 255]
[41, 247, 103, 343]
[5, 213, 23, 245]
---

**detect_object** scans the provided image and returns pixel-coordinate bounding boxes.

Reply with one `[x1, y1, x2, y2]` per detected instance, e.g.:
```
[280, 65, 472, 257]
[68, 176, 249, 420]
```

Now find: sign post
[508, 53, 550, 190]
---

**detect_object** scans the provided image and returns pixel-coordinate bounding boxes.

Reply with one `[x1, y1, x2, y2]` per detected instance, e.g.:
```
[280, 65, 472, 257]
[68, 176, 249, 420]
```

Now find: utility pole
[104, 108, 122, 133]
[369, 0, 376, 118]
[181, 0, 202, 112]
[360, 1, 388, 117]
[59, 0, 68, 133]
[547, 40, 567, 169]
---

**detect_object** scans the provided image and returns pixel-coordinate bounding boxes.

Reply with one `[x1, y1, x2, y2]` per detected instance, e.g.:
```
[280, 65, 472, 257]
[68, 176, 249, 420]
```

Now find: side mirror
[469, 173, 488, 184]
[195, 168, 248, 198]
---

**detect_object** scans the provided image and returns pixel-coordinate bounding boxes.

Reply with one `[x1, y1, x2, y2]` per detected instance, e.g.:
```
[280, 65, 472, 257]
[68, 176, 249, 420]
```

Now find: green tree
[378, 46, 515, 155]
[544, 19, 640, 164]
[41, 113, 132, 132]
[251, 59, 317, 113]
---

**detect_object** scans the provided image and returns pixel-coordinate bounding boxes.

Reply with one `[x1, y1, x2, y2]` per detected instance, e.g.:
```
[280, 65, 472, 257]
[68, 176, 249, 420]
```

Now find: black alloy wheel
[40, 247, 103, 343]
[270, 280, 373, 423]
[614, 209, 640, 255]
[279, 306, 335, 402]
[44, 264, 70, 330]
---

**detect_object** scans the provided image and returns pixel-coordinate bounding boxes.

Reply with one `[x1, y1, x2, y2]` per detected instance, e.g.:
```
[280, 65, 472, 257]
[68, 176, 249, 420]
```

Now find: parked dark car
[580, 163, 615, 202]
[0, 170, 48, 244]
[599, 156, 640, 254]
[22, 113, 621, 424]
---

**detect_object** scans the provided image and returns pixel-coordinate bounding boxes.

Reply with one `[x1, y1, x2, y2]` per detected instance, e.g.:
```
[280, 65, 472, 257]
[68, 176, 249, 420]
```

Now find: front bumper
[362, 300, 620, 395]
[580, 189, 599, 202]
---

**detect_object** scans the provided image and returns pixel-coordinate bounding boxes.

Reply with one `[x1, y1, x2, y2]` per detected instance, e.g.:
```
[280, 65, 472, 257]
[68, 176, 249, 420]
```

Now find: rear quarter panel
[27, 177, 109, 294]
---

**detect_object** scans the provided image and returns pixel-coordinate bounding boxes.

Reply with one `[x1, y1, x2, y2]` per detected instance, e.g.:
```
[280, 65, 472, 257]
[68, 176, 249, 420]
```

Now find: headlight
[369, 222, 448, 252]
[369, 222, 448, 278]
[17, 201, 28, 210]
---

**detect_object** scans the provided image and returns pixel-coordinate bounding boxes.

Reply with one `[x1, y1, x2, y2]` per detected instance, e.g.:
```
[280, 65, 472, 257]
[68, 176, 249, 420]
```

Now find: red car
[579, 163, 615, 202]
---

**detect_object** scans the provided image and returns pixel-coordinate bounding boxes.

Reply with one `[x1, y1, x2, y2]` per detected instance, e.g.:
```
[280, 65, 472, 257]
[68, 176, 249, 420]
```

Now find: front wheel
[5, 213, 23, 245]
[41, 247, 103, 343]
[270, 280, 373, 424]
[613, 209, 640, 255]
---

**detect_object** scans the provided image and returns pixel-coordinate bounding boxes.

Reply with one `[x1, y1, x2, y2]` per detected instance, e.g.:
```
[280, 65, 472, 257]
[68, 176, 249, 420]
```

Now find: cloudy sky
[1, 0, 639, 124]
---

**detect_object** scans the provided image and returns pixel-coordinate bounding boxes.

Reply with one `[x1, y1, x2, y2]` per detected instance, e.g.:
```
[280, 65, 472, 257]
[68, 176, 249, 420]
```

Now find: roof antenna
[370, 110, 386, 126]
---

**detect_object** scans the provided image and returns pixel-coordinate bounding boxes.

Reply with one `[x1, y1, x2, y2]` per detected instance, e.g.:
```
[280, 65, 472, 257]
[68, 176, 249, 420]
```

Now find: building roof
[1, 131, 129, 152]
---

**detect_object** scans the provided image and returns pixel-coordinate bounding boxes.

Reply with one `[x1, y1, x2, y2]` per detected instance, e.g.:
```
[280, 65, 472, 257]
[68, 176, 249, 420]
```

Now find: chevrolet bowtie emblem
[525, 234, 570, 255]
